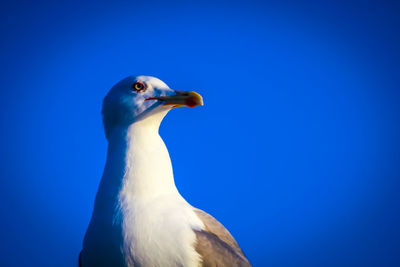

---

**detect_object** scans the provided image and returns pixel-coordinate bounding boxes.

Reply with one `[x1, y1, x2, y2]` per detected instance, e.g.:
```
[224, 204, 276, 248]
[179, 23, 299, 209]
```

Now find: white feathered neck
[85, 111, 204, 267]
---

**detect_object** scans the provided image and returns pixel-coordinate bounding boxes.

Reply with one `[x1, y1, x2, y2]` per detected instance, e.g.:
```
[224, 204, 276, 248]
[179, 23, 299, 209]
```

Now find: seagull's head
[102, 75, 203, 138]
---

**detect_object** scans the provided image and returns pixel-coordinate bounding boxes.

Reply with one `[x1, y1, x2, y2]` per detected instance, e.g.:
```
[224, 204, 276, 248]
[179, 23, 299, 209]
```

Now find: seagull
[80, 75, 251, 267]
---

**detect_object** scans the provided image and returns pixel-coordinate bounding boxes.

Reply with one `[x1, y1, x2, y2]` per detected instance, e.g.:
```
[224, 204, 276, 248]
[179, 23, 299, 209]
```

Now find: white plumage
[81, 76, 251, 267]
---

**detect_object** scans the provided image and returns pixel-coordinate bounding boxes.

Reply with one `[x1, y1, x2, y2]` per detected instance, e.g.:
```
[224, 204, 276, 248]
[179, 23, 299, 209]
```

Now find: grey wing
[193, 208, 251, 267]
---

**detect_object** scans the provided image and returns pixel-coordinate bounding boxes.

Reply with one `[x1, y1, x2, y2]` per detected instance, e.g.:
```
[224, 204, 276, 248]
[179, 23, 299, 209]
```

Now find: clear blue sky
[0, 0, 399, 266]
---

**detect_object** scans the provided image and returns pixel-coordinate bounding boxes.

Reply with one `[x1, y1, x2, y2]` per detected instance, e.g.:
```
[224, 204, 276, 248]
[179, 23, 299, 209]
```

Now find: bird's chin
[133, 103, 171, 123]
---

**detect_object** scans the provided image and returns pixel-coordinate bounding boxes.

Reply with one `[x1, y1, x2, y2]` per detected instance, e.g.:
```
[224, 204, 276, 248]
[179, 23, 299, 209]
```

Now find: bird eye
[132, 82, 146, 92]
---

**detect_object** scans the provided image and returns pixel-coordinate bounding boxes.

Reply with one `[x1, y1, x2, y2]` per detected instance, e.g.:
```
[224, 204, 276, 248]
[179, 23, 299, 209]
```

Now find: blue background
[1, 1, 399, 266]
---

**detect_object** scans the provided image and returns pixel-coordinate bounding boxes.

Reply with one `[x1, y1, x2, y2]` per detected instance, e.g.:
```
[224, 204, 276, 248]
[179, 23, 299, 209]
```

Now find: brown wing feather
[193, 208, 251, 267]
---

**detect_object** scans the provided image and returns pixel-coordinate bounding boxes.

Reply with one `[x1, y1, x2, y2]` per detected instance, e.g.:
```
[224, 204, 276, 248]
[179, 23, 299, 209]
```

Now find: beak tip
[190, 91, 203, 107]
[193, 98, 204, 108]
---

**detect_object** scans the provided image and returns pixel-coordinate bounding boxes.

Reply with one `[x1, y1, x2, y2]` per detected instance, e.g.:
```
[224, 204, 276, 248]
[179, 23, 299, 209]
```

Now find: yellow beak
[146, 91, 203, 108]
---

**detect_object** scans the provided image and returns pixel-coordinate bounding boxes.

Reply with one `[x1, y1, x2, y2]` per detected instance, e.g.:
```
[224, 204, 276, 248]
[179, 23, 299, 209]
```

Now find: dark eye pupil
[133, 82, 144, 91]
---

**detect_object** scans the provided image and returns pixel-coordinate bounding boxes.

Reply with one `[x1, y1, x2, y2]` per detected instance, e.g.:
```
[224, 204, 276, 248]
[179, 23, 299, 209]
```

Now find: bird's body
[81, 76, 251, 267]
